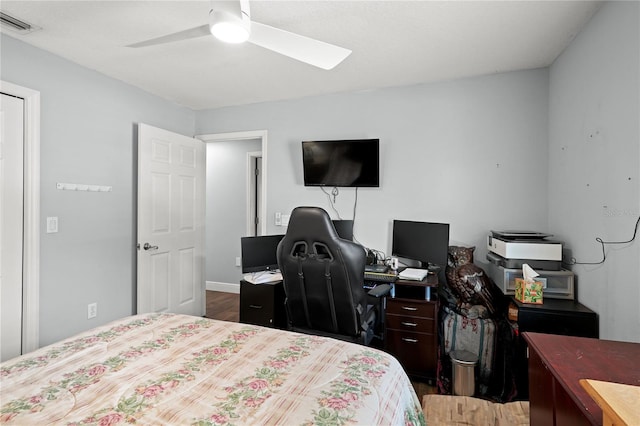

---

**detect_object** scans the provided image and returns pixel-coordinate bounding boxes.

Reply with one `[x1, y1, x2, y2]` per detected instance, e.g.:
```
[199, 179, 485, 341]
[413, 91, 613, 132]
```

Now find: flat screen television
[392, 220, 450, 272]
[240, 234, 285, 273]
[302, 139, 379, 187]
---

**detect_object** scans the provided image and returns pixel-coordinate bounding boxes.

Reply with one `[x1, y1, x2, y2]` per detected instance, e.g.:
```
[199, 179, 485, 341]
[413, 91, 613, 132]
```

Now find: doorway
[197, 130, 267, 293]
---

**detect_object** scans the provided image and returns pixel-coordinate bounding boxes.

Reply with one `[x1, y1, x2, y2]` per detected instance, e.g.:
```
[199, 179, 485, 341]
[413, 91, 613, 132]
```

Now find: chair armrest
[367, 283, 391, 298]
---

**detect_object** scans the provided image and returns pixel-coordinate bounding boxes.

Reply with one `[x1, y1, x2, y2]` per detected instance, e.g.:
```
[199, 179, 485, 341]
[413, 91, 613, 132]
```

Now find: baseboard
[206, 281, 240, 294]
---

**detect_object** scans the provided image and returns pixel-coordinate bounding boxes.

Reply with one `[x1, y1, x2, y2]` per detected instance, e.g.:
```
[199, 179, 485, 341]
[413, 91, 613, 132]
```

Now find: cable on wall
[320, 186, 365, 246]
[564, 215, 640, 265]
[321, 186, 342, 219]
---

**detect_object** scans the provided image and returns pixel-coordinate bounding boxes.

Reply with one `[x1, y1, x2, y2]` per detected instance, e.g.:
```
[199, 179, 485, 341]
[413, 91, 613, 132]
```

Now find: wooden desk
[524, 332, 640, 426]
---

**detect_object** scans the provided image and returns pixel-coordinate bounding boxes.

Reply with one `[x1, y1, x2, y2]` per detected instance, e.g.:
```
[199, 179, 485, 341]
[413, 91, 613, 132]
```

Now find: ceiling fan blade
[248, 21, 351, 70]
[127, 24, 211, 48]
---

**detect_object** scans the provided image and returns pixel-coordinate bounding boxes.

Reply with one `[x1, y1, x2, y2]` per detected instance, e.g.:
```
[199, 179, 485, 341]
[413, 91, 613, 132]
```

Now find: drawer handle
[401, 306, 418, 311]
[402, 337, 418, 343]
[401, 321, 417, 327]
[249, 304, 263, 309]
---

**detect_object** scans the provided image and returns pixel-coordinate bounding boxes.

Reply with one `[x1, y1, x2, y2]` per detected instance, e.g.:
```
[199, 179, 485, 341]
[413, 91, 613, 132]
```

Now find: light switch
[46, 217, 58, 233]
[275, 212, 282, 226]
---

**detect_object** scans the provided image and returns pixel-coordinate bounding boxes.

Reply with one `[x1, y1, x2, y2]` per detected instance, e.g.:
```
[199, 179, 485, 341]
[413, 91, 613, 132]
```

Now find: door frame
[246, 151, 261, 236]
[0, 80, 40, 354]
[197, 130, 268, 236]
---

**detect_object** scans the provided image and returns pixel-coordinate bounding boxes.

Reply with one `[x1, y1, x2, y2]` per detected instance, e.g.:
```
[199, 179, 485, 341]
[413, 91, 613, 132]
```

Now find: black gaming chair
[276, 206, 390, 345]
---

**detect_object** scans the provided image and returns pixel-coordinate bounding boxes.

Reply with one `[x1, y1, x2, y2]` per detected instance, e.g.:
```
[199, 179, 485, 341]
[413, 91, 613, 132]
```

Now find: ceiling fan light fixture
[210, 10, 250, 44]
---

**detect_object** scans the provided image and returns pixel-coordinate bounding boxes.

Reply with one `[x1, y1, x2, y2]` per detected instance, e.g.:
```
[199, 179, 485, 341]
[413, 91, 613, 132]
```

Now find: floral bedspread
[1, 313, 424, 425]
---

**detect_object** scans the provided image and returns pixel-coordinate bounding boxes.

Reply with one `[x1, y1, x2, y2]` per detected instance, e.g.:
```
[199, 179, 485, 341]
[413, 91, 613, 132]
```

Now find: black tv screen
[302, 139, 379, 187]
[240, 234, 285, 273]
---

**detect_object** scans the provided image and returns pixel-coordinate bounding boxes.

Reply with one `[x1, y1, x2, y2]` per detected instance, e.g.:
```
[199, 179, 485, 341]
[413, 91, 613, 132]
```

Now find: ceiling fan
[128, 0, 352, 70]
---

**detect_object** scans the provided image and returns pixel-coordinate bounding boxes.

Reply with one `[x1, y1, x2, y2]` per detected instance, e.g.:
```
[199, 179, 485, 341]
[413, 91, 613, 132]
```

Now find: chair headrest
[284, 206, 340, 244]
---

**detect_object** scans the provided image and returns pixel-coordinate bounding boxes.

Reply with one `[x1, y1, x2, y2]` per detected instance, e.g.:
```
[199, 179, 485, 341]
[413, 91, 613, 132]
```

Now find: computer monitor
[391, 220, 450, 271]
[240, 234, 285, 273]
[332, 219, 354, 241]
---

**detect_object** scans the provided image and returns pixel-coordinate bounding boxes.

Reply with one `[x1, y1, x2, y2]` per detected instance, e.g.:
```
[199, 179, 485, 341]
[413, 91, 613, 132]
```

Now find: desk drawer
[386, 329, 436, 375]
[239, 280, 285, 328]
[241, 302, 274, 326]
[386, 299, 435, 318]
[387, 314, 435, 334]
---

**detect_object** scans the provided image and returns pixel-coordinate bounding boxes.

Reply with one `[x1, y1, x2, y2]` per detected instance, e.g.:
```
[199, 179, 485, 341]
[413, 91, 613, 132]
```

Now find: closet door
[0, 93, 24, 361]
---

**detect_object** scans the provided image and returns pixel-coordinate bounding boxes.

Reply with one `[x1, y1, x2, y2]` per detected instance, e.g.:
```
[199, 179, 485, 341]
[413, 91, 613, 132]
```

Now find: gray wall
[195, 69, 550, 268]
[1, 35, 195, 346]
[548, 1, 639, 342]
[205, 139, 261, 284]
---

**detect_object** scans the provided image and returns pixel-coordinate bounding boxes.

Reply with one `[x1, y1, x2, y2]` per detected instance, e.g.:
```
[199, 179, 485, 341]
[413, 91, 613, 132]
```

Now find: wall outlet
[235, 257, 241, 267]
[88, 302, 97, 319]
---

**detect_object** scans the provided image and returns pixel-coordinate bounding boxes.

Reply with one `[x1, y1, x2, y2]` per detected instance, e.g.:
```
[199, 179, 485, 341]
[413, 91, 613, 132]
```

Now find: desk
[240, 272, 439, 380]
[524, 332, 640, 426]
[385, 274, 438, 381]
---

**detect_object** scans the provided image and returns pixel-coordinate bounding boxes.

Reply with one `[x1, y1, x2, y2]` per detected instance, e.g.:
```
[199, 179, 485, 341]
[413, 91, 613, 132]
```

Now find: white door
[0, 93, 24, 361]
[137, 124, 205, 316]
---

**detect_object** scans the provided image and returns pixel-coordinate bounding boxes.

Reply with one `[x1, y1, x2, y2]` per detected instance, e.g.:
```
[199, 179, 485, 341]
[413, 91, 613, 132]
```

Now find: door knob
[143, 243, 158, 250]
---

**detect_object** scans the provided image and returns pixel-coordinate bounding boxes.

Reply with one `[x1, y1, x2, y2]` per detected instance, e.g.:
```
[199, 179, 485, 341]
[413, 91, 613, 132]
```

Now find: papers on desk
[243, 271, 282, 284]
[398, 268, 429, 281]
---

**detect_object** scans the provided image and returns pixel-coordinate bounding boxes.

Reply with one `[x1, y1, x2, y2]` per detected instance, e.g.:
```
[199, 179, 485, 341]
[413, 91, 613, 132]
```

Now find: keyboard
[364, 271, 397, 283]
[365, 264, 389, 273]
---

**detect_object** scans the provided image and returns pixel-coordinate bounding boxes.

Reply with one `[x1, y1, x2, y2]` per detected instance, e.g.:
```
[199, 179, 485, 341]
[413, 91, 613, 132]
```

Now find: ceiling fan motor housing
[209, 1, 251, 43]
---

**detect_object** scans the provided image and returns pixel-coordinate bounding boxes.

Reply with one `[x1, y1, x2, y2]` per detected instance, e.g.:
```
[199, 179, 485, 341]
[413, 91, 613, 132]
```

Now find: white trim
[206, 281, 240, 294]
[0, 80, 40, 354]
[196, 130, 268, 236]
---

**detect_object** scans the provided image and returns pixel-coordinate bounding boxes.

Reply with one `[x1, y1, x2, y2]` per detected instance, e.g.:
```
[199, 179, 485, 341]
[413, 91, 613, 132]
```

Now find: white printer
[487, 230, 562, 270]
[486, 230, 574, 299]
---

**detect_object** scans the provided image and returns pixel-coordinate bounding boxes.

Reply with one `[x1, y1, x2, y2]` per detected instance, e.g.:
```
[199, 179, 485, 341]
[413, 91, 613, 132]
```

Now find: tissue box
[514, 278, 544, 304]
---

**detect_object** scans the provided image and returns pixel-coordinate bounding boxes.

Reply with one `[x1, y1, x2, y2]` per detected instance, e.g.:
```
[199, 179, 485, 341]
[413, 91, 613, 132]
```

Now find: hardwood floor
[205, 290, 436, 403]
[205, 290, 239, 322]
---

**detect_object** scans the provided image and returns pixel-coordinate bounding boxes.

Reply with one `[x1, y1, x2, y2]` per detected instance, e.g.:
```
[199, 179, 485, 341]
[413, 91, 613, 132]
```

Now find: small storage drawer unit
[487, 262, 574, 299]
[385, 278, 438, 381]
[239, 280, 286, 329]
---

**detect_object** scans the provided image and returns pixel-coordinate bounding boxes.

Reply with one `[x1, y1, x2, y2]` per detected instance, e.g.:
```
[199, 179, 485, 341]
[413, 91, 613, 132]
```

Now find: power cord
[564, 215, 640, 265]
[321, 186, 342, 219]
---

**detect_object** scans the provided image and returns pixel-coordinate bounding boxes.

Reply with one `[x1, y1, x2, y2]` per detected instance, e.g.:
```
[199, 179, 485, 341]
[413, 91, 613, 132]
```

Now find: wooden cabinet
[384, 275, 438, 380]
[524, 332, 640, 426]
[239, 280, 286, 329]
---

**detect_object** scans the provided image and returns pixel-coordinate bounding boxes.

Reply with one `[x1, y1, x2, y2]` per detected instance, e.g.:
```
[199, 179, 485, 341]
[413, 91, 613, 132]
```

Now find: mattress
[0, 313, 424, 425]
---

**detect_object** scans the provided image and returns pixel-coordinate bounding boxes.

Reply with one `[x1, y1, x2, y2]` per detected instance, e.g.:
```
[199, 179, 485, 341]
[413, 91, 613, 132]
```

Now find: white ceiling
[1, 1, 603, 110]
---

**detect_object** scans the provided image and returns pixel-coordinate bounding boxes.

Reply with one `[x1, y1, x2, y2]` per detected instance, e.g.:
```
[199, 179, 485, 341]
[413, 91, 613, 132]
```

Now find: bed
[0, 313, 424, 425]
